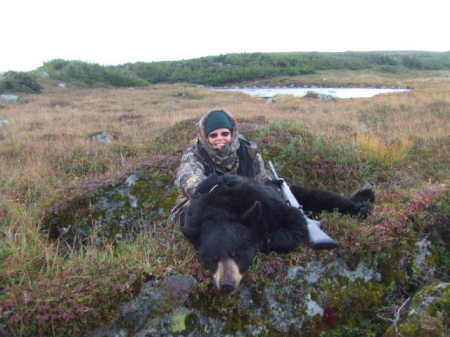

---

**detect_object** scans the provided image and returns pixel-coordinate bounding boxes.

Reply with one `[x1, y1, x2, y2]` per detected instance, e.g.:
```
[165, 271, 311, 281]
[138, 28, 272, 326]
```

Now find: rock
[381, 282, 449, 337]
[317, 93, 337, 102]
[91, 131, 112, 144]
[42, 170, 177, 245]
[80, 221, 446, 337]
[85, 275, 198, 337]
[262, 285, 306, 335]
[305, 293, 324, 317]
[57, 82, 66, 88]
[0, 95, 19, 103]
[0, 119, 10, 140]
[36, 72, 49, 78]
[414, 239, 433, 271]
[303, 91, 337, 101]
[287, 258, 382, 285]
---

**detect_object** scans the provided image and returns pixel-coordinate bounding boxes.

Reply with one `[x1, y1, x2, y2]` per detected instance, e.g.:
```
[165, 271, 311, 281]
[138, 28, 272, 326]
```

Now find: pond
[214, 87, 409, 99]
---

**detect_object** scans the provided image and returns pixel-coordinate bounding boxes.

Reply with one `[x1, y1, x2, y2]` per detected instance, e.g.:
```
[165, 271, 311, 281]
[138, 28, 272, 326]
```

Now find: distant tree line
[124, 51, 450, 86]
[1, 51, 449, 92]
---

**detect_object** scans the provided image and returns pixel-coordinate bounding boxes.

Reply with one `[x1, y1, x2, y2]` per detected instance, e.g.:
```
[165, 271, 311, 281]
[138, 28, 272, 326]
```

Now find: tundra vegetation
[1, 51, 449, 91]
[0, 55, 449, 337]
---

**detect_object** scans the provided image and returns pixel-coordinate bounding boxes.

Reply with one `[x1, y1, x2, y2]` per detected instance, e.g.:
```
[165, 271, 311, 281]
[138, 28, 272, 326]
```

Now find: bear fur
[182, 174, 373, 293]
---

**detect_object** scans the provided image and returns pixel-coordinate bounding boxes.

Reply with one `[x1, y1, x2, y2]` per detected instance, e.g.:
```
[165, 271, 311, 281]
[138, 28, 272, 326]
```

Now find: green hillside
[1, 51, 449, 92]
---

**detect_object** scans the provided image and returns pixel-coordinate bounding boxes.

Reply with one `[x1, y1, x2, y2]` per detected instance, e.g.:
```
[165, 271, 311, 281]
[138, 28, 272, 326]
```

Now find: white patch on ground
[305, 293, 324, 317]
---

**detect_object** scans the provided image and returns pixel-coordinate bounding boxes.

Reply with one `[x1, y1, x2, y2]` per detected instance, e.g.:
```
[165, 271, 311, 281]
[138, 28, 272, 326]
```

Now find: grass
[356, 134, 413, 169]
[0, 70, 449, 336]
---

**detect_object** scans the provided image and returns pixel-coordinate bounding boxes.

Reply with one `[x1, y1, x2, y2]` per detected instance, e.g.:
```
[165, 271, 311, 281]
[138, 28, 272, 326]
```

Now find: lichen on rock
[381, 282, 449, 337]
[42, 168, 178, 246]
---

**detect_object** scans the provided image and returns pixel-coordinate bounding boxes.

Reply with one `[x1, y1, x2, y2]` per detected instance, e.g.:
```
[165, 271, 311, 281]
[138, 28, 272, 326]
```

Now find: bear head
[183, 197, 265, 293]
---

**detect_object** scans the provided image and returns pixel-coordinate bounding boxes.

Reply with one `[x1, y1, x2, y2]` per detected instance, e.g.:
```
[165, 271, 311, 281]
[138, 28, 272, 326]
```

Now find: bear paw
[351, 181, 375, 204]
[356, 202, 372, 218]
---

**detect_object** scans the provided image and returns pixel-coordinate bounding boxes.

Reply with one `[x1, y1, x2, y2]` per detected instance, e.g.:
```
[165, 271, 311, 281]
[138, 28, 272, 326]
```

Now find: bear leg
[266, 229, 305, 252]
[289, 185, 372, 217]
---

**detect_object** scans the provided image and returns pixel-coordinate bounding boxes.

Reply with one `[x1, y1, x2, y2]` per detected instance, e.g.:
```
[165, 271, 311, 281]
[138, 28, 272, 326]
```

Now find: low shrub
[0, 71, 42, 93]
[38, 60, 148, 87]
[247, 121, 380, 193]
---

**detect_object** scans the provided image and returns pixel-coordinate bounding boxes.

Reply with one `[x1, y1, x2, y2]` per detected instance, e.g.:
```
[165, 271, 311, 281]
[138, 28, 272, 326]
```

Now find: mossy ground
[0, 70, 449, 336]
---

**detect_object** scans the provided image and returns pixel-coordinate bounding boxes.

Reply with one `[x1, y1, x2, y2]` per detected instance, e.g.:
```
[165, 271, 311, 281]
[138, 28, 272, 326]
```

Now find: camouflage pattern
[170, 110, 273, 224]
[253, 153, 273, 183]
[175, 143, 208, 200]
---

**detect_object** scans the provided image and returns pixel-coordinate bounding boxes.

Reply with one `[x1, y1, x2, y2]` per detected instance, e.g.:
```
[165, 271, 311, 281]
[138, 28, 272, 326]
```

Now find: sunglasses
[208, 131, 231, 139]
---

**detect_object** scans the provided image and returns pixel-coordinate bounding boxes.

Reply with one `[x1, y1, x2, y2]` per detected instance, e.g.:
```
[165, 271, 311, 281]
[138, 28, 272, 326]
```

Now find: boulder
[0, 119, 9, 139]
[381, 282, 449, 337]
[0, 94, 19, 103]
[42, 170, 177, 245]
[317, 93, 337, 102]
[91, 131, 112, 144]
[304, 91, 337, 101]
[85, 275, 198, 337]
[36, 72, 49, 78]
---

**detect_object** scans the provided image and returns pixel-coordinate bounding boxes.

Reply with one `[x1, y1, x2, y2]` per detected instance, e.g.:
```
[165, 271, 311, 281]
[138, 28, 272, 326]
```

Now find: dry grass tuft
[356, 134, 413, 168]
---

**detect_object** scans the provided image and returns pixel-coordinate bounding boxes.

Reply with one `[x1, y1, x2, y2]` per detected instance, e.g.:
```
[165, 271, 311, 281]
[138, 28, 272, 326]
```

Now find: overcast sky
[1, 0, 448, 72]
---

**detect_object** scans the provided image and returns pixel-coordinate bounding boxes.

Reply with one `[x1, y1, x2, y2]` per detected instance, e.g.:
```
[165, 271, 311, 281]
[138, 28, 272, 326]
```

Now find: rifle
[268, 161, 339, 250]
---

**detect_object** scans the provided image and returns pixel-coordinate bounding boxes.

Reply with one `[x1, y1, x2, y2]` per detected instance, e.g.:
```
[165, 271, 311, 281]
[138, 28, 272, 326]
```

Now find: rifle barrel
[268, 161, 339, 250]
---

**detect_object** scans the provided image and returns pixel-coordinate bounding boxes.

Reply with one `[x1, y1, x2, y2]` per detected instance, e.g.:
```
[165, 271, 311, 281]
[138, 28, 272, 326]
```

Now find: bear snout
[213, 258, 242, 293]
[219, 281, 236, 294]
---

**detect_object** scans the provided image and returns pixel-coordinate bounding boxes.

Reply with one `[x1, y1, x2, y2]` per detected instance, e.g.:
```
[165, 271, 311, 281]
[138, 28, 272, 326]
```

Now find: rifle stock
[268, 161, 338, 250]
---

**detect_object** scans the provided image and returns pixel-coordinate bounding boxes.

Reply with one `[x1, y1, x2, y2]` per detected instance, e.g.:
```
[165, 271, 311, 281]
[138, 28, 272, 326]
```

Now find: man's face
[207, 128, 232, 149]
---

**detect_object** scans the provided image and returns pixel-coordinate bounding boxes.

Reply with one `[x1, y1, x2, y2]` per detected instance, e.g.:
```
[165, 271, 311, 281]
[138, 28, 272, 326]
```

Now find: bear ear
[241, 201, 262, 229]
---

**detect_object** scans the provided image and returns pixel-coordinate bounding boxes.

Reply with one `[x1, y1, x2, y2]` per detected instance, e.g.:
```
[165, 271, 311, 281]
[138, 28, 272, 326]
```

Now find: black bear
[182, 174, 373, 293]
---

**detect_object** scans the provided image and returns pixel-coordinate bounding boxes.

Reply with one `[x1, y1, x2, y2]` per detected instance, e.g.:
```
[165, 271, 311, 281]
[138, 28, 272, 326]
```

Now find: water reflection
[214, 87, 409, 99]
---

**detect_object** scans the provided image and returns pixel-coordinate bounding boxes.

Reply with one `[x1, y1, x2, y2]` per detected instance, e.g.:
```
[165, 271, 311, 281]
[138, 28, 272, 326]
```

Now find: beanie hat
[205, 110, 233, 135]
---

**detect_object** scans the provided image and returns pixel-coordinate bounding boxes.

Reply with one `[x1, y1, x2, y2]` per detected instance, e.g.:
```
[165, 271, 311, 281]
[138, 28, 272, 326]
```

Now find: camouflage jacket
[170, 139, 272, 224]
[170, 109, 273, 224]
